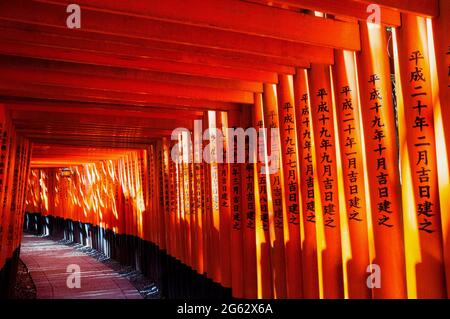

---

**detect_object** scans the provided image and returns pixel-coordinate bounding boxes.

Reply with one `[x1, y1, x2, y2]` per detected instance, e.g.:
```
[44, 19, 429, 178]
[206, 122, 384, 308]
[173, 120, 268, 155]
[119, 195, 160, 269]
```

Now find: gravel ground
[18, 233, 161, 299]
[49, 237, 160, 299]
[12, 259, 37, 299]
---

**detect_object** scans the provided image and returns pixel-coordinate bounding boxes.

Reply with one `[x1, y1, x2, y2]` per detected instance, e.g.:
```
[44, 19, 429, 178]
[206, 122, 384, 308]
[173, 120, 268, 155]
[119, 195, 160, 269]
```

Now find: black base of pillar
[23, 213, 232, 299]
[0, 247, 21, 298]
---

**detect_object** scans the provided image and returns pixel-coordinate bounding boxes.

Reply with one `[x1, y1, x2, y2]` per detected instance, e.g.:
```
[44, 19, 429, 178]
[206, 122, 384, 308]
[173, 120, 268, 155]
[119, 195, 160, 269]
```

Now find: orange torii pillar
[357, 22, 407, 299]
[162, 138, 174, 257]
[0, 128, 17, 267]
[151, 144, 159, 248]
[168, 139, 181, 263]
[201, 113, 213, 281]
[217, 112, 232, 289]
[240, 105, 258, 299]
[178, 133, 191, 267]
[141, 148, 150, 242]
[262, 83, 288, 299]
[189, 136, 199, 274]
[181, 132, 193, 268]
[228, 110, 245, 298]
[0, 106, 12, 269]
[276, 75, 303, 298]
[204, 111, 222, 284]
[156, 141, 167, 251]
[431, 0, 450, 297]
[11, 137, 31, 258]
[133, 152, 142, 240]
[192, 123, 205, 276]
[169, 141, 182, 260]
[6, 136, 31, 264]
[332, 50, 371, 298]
[309, 63, 344, 299]
[124, 154, 132, 239]
[253, 93, 273, 299]
[395, 13, 447, 298]
[293, 69, 320, 298]
[173, 139, 182, 263]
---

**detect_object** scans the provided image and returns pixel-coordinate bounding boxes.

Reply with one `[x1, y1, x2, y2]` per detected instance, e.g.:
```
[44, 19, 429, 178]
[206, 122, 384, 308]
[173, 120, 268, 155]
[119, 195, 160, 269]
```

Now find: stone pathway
[20, 234, 142, 299]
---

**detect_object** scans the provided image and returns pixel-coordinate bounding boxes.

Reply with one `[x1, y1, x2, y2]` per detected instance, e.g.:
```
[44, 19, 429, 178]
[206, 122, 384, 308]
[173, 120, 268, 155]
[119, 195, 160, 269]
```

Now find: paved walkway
[20, 234, 142, 299]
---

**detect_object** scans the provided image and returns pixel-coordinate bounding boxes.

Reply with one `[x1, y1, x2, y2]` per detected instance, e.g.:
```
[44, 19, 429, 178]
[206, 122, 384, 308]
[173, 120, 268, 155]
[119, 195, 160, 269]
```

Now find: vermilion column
[6, 135, 24, 261]
[205, 111, 222, 284]
[148, 146, 155, 244]
[123, 154, 131, 237]
[228, 110, 244, 298]
[160, 142, 168, 250]
[293, 69, 320, 298]
[309, 63, 344, 299]
[0, 129, 16, 266]
[131, 152, 137, 237]
[177, 138, 186, 262]
[189, 138, 196, 268]
[276, 75, 303, 298]
[262, 83, 287, 299]
[357, 22, 407, 298]
[240, 105, 258, 298]
[189, 143, 198, 272]
[0, 106, 12, 268]
[14, 138, 31, 257]
[217, 112, 232, 288]
[168, 140, 179, 260]
[396, 13, 446, 298]
[202, 153, 212, 277]
[202, 112, 213, 279]
[115, 163, 125, 235]
[181, 133, 192, 267]
[150, 147, 157, 243]
[13, 138, 31, 256]
[432, 0, 450, 297]
[7, 135, 23, 259]
[174, 141, 184, 261]
[332, 50, 371, 298]
[141, 149, 149, 242]
[253, 93, 273, 299]
[162, 138, 173, 255]
[193, 130, 205, 275]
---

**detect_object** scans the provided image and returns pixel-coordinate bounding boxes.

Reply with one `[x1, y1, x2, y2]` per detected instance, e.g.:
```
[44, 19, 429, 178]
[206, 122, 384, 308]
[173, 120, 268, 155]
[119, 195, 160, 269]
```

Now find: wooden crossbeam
[18, 128, 174, 141]
[0, 20, 314, 70]
[0, 86, 240, 111]
[249, 0, 400, 25]
[11, 115, 194, 132]
[4, 100, 203, 120]
[35, 0, 360, 49]
[0, 58, 254, 104]
[0, 0, 340, 63]
[0, 40, 278, 84]
[0, 55, 263, 93]
[27, 135, 167, 147]
[32, 145, 136, 156]
[31, 145, 135, 166]
[0, 24, 291, 83]
[355, 0, 438, 17]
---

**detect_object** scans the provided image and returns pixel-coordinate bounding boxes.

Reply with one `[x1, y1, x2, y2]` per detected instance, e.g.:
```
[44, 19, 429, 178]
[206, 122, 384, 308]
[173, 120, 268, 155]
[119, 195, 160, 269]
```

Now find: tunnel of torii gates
[0, 0, 448, 300]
